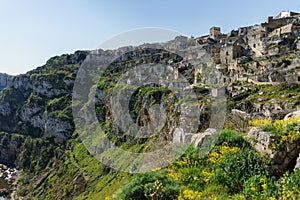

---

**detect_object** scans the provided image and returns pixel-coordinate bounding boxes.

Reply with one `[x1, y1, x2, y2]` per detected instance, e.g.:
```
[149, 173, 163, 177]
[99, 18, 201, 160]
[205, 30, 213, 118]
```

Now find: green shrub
[215, 130, 248, 148]
[275, 170, 300, 199]
[117, 170, 180, 200]
[243, 175, 276, 200]
[214, 149, 269, 194]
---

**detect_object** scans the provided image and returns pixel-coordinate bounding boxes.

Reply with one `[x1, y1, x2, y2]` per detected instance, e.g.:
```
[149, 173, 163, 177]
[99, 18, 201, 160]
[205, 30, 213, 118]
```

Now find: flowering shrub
[276, 170, 300, 200]
[117, 170, 180, 200]
[267, 118, 299, 150]
[214, 149, 269, 194]
[201, 170, 214, 183]
[175, 155, 200, 168]
[263, 117, 299, 135]
[167, 166, 215, 191]
[206, 142, 240, 164]
[242, 170, 300, 200]
[243, 175, 276, 199]
[177, 189, 202, 200]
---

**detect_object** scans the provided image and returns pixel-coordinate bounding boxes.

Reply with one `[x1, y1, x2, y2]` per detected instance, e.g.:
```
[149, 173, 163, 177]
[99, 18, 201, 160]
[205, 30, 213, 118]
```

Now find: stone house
[246, 25, 266, 40]
[210, 27, 223, 40]
[263, 12, 299, 32]
[275, 11, 299, 19]
[246, 12, 299, 57]
[220, 38, 245, 65]
[245, 25, 268, 57]
[269, 23, 300, 38]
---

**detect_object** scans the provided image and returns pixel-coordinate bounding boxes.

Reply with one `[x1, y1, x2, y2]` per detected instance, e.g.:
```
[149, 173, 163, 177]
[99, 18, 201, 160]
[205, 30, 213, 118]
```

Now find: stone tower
[210, 27, 221, 40]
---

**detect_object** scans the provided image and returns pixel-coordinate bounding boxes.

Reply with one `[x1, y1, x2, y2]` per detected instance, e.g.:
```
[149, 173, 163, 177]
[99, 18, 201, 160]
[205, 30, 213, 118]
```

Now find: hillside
[0, 11, 299, 200]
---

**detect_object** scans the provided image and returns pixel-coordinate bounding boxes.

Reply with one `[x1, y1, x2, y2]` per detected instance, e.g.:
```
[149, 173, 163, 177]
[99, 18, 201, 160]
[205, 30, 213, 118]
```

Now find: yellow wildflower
[250, 182, 256, 191]
[262, 183, 267, 190]
[178, 189, 202, 200]
[248, 119, 270, 126]
[207, 143, 240, 163]
[201, 170, 214, 183]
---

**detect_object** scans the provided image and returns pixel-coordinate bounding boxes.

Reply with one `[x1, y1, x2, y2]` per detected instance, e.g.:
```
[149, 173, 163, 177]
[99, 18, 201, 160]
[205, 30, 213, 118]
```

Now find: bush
[275, 170, 300, 199]
[117, 170, 180, 200]
[214, 149, 269, 194]
[243, 170, 300, 199]
[243, 175, 276, 200]
[215, 130, 248, 148]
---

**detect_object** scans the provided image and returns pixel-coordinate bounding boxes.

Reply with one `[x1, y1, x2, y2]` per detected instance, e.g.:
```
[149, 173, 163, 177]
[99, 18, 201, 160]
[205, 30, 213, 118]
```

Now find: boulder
[295, 154, 300, 171]
[284, 110, 300, 121]
[191, 128, 217, 148]
[246, 127, 274, 155]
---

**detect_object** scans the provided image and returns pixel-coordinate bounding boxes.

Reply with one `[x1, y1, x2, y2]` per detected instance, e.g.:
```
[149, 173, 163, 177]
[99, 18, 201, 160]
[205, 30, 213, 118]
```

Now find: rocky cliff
[0, 73, 11, 91]
[0, 51, 88, 143]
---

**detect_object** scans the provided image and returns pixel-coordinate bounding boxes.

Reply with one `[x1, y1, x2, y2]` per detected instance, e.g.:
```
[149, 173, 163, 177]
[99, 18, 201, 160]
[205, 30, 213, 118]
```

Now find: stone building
[220, 39, 244, 65]
[246, 25, 268, 57]
[269, 23, 298, 38]
[210, 27, 222, 40]
[275, 11, 299, 19]
[263, 13, 297, 32]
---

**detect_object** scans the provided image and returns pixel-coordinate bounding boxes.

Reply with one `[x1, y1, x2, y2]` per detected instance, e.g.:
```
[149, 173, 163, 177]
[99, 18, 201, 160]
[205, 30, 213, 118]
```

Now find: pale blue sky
[0, 0, 299, 75]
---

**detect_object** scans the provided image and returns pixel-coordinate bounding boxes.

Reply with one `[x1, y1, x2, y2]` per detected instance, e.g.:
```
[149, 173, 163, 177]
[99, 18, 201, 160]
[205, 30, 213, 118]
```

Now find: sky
[0, 0, 299, 75]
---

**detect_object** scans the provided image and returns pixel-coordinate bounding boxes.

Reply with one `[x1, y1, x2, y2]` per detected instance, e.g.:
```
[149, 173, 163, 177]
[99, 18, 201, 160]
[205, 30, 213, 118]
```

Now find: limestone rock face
[269, 71, 285, 82]
[172, 128, 195, 144]
[227, 109, 251, 132]
[44, 118, 73, 143]
[0, 133, 23, 166]
[0, 73, 11, 90]
[0, 51, 88, 142]
[0, 164, 19, 185]
[0, 188, 9, 197]
[246, 127, 300, 177]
